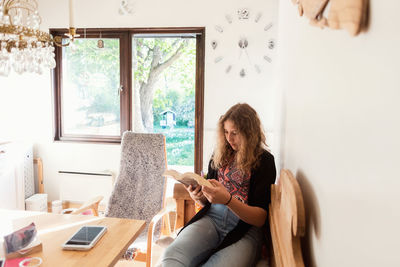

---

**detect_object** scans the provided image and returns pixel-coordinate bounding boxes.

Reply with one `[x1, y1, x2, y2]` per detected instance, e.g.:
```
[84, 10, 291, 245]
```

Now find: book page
[182, 172, 212, 187]
[163, 170, 213, 187]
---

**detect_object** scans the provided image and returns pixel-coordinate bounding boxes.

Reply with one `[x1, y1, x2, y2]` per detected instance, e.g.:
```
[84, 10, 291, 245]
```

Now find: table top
[0, 209, 145, 267]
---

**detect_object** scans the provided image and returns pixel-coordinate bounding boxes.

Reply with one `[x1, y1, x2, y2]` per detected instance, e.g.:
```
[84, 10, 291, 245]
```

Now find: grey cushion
[105, 131, 166, 244]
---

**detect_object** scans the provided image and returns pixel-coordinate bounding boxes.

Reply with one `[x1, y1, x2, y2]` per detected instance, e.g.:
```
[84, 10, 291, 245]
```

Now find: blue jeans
[160, 204, 263, 267]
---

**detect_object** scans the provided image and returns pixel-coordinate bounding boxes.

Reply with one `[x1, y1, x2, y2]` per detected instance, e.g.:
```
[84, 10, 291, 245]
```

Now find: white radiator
[0, 142, 34, 210]
[58, 171, 113, 205]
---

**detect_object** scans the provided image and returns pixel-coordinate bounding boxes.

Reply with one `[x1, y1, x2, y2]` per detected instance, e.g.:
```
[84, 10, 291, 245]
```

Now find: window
[52, 28, 205, 172]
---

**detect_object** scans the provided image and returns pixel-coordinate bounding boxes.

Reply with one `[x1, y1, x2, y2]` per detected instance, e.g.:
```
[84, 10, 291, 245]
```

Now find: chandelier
[0, 0, 78, 76]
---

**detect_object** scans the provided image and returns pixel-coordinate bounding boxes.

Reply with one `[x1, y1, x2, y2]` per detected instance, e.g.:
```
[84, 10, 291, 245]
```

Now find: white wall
[276, 0, 400, 266]
[0, 0, 279, 201]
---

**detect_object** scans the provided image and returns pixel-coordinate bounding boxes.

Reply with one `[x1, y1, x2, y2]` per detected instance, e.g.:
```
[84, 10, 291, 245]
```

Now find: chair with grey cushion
[105, 131, 174, 267]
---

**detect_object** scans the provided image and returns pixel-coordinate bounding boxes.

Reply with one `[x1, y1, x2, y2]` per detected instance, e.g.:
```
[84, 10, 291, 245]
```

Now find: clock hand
[238, 47, 252, 65]
[238, 38, 251, 63]
[244, 48, 252, 65]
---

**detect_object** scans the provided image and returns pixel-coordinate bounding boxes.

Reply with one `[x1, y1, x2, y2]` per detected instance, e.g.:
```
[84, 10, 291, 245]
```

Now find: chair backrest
[105, 132, 167, 237]
[70, 195, 104, 216]
[269, 169, 305, 267]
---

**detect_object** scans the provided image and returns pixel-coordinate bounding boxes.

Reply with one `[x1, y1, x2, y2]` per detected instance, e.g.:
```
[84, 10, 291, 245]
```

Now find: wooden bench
[172, 169, 306, 267]
[269, 169, 305, 267]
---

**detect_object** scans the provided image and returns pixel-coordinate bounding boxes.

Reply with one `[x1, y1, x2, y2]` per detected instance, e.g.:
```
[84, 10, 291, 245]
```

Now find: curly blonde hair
[212, 103, 267, 173]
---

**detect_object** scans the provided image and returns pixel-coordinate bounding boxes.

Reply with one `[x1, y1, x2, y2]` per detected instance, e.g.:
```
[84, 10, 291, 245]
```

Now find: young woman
[160, 103, 276, 267]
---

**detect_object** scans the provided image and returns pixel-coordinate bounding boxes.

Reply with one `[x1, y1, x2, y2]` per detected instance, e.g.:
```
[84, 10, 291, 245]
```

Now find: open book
[163, 169, 213, 188]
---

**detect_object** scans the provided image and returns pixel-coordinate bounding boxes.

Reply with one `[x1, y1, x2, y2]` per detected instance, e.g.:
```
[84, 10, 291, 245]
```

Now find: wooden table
[0, 209, 145, 267]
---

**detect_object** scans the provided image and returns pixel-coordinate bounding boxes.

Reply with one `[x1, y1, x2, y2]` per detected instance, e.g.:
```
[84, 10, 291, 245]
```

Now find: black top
[179, 149, 276, 253]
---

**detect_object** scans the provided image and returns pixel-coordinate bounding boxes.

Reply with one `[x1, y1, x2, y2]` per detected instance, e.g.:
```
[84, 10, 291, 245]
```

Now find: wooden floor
[115, 260, 146, 267]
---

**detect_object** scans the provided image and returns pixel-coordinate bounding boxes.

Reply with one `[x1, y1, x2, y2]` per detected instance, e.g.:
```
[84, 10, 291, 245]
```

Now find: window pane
[62, 38, 120, 136]
[132, 36, 196, 171]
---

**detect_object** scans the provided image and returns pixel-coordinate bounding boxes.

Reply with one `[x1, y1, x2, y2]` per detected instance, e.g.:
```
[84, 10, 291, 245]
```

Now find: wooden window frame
[51, 27, 205, 173]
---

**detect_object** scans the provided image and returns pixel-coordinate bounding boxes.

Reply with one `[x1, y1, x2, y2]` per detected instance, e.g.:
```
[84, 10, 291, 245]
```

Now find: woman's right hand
[185, 185, 206, 206]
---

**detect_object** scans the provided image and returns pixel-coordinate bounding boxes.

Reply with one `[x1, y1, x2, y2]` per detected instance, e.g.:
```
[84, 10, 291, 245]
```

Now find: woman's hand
[204, 180, 267, 227]
[202, 180, 231, 205]
[185, 184, 207, 205]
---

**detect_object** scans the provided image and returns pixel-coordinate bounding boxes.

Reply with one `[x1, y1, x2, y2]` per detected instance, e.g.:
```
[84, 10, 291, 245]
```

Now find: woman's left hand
[202, 180, 231, 204]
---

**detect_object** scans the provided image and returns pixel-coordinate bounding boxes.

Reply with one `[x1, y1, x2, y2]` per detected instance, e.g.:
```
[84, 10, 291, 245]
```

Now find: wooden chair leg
[174, 199, 185, 230]
[33, 158, 44, 193]
[134, 251, 147, 262]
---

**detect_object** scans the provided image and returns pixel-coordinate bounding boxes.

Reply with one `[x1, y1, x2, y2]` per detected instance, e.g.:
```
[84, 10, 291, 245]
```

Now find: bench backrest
[269, 169, 305, 267]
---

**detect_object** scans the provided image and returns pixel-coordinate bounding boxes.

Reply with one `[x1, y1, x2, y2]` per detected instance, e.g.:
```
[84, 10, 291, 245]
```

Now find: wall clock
[211, 8, 276, 77]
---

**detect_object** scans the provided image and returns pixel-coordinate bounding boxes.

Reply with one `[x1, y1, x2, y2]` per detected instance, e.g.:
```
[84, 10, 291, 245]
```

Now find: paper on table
[3, 223, 42, 259]
[4, 223, 37, 254]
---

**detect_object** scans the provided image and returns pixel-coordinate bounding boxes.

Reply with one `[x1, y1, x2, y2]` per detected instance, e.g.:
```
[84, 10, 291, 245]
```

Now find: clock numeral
[225, 14, 233, 24]
[268, 39, 275, 50]
[263, 55, 272, 63]
[214, 25, 223, 33]
[226, 65, 232, 73]
[255, 13, 262, 23]
[237, 8, 250, 20]
[240, 69, 246, 77]
[214, 56, 223, 63]
[264, 23, 273, 31]
[211, 40, 218, 50]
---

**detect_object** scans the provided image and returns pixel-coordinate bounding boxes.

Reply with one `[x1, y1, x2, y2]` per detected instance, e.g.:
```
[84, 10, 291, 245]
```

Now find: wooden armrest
[150, 203, 175, 225]
[173, 183, 191, 200]
[142, 204, 176, 267]
[62, 208, 75, 214]
[70, 196, 104, 216]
